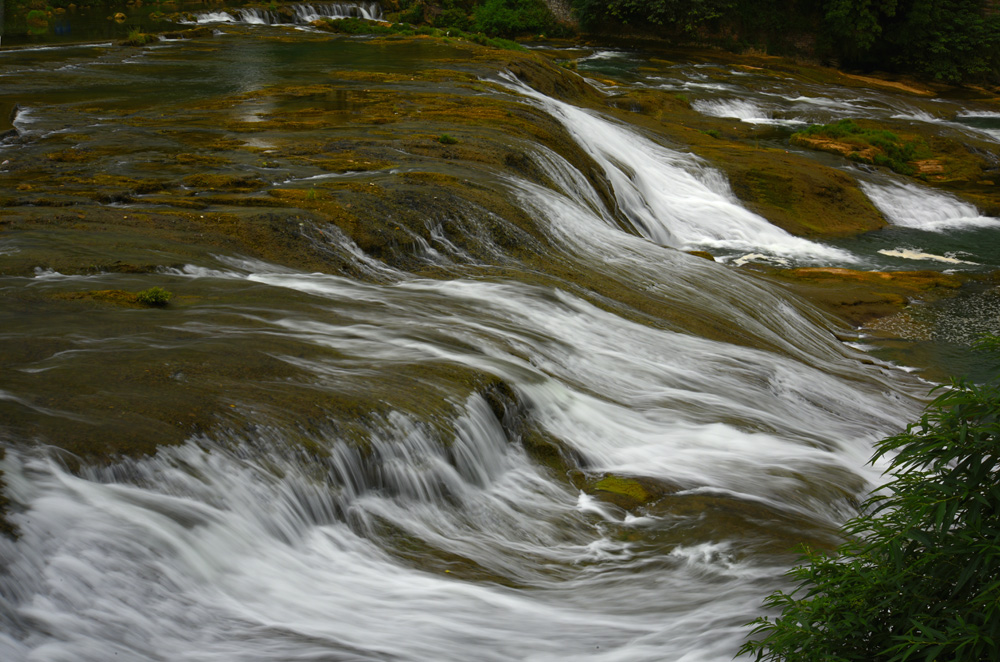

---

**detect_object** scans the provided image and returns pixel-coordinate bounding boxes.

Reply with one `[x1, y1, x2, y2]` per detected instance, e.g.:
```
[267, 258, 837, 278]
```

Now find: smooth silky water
[1, 21, 998, 661]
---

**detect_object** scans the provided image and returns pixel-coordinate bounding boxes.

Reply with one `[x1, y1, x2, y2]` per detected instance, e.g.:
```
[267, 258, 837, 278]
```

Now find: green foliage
[975, 334, 1000, 354]
[883, 0, 1000, 83]
[701, 128, 722, 139]
[794, 119, 929, 176]
[823, 0, 898, 57]
[438, 133, 459, 144]
[398, 0, 427, 24]
[566, 0, 999, 82]
[122, 28, 156, 47]
[740, 370, 1000, 661]
[26, 9, 50, 35]
[474, 0, 556, 37]
[316, 15, 525, 50]
[821, 0, 1000, 83]
[134, 286, 172, 306]
[434, 7, 474, 30]
[571, 0, 734, 33]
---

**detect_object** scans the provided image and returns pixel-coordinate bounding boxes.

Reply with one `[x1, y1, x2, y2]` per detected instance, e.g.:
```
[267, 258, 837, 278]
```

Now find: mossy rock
[182, 174, 267, 190]
[705, 146, 887, 237]
[51, 289, 147, 307]
[587, 473, 675, 510]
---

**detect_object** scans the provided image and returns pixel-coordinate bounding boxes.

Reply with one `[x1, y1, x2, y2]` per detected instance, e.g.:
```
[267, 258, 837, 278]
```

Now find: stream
[1, 11, 999, 661]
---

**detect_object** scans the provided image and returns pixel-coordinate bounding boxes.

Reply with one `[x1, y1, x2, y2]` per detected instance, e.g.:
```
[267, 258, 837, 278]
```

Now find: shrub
[474, 0, 555, 38]
[740, 367, 1000, 661]
[438, 134, 459, 144]
[26, 9, 50, 35]
[122, 28, 156, 47]
[134, 286, 172, 306]
[398, 0, 426, 24]
[793, 119, 929, 176]
[434, 7, 473, 31]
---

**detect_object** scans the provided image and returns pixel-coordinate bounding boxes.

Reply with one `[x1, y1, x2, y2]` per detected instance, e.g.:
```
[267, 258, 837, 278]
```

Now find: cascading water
[503, 75, 852, 263]
[0, 31, 992, 662]
[954, 110, 1000, 142]
[0, 253, 918, 661]
[191, 2, 383, 25]
[861, 180, 1000, 231]
[690, 98, 805, 127]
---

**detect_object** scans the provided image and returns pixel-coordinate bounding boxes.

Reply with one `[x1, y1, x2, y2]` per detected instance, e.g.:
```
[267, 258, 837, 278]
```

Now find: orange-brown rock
[763, 267, 967, 326]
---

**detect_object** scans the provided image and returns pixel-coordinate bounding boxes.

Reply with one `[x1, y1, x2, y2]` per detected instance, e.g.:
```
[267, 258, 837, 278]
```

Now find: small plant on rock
[134, 286, 172, 306]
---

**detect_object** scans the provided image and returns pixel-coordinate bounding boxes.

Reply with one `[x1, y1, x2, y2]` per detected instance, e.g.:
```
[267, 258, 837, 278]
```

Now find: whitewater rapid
[5, 29, 989, 662]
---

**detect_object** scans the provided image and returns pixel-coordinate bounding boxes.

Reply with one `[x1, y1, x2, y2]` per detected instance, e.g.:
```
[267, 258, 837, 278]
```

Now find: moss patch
[703, 144, 887, 237]
[182, 174, 267, 191]
[791, 119, 932, 176]
[588, 473, 674, 510]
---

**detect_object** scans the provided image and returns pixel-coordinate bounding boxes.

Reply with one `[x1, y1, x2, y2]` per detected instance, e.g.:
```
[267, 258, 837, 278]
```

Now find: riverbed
[1, 11, 999, 661]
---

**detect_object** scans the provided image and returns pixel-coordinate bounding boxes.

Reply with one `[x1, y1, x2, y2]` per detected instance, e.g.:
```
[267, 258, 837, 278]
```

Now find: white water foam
[0, 239, 922, 662]
[891, 108, 938, 122]
[168, 262, 914, 513]
[878, 248, 977, 265]
[504, 76, 851, 263]
[190, 2, 383, 25]
[861, 180, 1000, 231]
[890, 108, 1000, 144]
[691, 98, 806, 127]
[955, 110, 1000, 142]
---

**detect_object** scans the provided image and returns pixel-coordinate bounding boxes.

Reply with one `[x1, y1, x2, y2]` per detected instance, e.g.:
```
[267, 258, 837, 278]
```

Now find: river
[1, 9, 999, 661]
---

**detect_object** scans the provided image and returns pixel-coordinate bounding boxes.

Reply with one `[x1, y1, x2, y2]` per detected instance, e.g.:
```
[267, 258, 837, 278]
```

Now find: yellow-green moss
[588, 474, 674, 510]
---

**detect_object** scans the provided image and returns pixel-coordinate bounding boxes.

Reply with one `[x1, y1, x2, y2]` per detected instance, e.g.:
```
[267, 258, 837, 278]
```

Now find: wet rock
[761, 266, 969, 326]
[585, 473, 675, 510]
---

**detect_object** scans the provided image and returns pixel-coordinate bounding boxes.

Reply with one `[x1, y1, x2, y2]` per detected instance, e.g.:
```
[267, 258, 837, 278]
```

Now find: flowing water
[1, 23, 999, 661]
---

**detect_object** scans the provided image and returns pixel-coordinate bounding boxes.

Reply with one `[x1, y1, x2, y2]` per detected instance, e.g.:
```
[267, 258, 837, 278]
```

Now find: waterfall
[861, 180, 1000, 231]
[191, 2, 384, 25]
[503, 75, 853, 263]
[691, 98, 805, 127]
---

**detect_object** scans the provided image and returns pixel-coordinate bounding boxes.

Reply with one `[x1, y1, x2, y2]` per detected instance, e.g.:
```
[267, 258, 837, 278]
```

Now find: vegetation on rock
[134, 286, 173, 306]
[791, 119, 932, 176]
[122, 28, 156, 46]
[472, 0, 561, 37]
